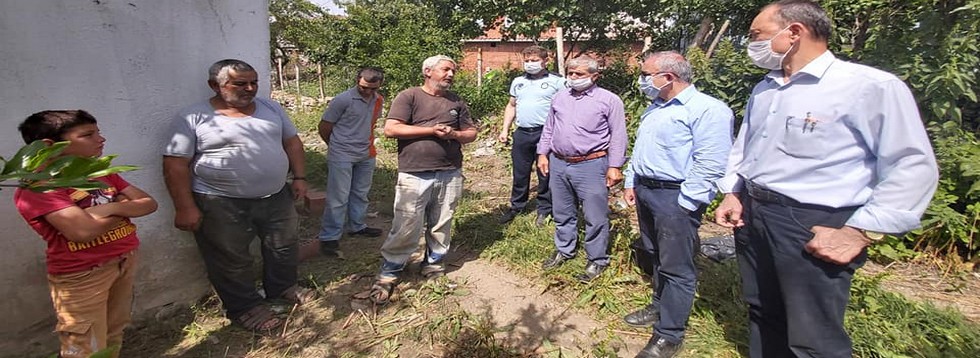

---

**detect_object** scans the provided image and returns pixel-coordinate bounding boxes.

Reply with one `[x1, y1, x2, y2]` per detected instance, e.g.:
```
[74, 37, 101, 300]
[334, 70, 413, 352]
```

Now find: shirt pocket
[776, 111, 841, 160]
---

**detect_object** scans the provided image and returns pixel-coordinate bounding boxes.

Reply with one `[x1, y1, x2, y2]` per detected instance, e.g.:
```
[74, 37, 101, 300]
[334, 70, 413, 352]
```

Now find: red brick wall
[461, 42, 644, 75]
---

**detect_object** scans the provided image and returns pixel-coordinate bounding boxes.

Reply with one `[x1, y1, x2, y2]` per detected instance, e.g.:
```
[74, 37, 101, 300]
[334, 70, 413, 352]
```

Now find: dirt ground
[117, 135, 980, 357]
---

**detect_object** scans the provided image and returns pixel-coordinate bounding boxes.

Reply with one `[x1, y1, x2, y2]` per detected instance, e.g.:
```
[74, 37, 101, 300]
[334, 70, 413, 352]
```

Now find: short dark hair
[18, 110, 98, 144]
[770, 0, 832, 41]
[356, 66, 385, 83]
[521, 46, 549, 59]
[208, 59, 256, 85]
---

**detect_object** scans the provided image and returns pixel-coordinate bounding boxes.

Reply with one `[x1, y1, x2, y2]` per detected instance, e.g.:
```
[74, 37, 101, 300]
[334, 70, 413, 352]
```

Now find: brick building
[460, 25, 646, 75]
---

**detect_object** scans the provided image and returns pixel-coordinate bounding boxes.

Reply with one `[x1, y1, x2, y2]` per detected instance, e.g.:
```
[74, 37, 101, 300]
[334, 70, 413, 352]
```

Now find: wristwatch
[861, 230, 886, 243]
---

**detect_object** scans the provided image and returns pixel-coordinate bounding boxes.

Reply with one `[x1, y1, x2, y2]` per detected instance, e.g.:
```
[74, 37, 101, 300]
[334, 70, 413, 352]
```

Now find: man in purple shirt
[536, 55, 628, 282]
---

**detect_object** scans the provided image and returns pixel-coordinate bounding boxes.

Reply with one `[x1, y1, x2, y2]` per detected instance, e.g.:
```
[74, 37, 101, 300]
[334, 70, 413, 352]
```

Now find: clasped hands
[433, 124, 456, 140]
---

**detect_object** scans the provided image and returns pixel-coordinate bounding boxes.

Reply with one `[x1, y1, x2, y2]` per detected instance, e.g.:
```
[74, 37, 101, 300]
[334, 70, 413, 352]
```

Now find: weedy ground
[115, 107, 980, 358]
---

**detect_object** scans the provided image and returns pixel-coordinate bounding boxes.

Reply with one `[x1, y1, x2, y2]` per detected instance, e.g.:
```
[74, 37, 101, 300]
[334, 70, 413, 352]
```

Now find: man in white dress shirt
[714, 1, 939, 357]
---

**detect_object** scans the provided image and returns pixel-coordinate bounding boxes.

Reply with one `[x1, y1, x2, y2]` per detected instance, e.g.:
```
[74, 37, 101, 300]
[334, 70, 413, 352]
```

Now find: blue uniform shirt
[624, 85, 734, 211]
[509, 73, 565, 128]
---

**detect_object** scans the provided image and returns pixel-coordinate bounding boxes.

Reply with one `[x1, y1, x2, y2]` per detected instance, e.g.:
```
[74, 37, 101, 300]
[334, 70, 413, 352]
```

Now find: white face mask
[747, 26, 793, 70]
[568, 77, 593, 91]
[523, 61, 544, 74]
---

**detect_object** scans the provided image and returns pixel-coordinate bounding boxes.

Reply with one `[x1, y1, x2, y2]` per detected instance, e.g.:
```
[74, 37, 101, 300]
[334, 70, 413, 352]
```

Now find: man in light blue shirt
[714, 1, 939, 356]
[627, 51, 733, 358]
[317, 67, 385, 258]
[497, 46, 566, 225]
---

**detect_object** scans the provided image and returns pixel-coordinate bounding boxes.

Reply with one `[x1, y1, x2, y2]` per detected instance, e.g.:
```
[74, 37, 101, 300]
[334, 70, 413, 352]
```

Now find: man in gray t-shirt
[162, 59, 313, 333]
[316, 67, 386, 258]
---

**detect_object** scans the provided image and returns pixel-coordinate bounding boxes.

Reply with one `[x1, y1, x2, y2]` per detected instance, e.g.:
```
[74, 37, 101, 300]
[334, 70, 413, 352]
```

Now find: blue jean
[379, 169, 463, 278]
[548, 154, 610, 265]
[633, 183, 703, 343]
[736, 194, 862, 357]
[318, 157, 376, 242]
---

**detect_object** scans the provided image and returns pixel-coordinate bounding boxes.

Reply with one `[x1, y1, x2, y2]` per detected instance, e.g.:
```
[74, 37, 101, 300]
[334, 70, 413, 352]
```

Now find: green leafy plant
[0, 140, 138, 192]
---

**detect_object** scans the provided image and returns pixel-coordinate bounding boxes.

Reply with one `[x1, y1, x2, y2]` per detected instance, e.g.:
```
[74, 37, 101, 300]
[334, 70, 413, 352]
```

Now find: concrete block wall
[0, 0, 269, 355]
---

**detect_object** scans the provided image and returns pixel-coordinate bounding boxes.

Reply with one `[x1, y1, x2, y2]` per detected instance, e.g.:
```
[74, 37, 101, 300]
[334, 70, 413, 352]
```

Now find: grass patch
[449, 148, 980, 357]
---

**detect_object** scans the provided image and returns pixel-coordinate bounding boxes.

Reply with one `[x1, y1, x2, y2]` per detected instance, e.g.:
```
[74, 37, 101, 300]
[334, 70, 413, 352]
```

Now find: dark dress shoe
[499, 210, 519, 224]
[535, 213, 550, 226]
[623, 304, 659, 327]
[349, 227, 383, 237]
[541, 251, 571, 269]
[635, 334, 682, 358]
[575, 261, 607, 282]
[319, 240, 346, 259]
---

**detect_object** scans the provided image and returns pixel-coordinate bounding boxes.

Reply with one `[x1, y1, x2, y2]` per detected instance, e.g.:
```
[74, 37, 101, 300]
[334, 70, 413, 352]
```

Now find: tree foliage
[272, 0, 980, 260]
[1, 141, 138, 192]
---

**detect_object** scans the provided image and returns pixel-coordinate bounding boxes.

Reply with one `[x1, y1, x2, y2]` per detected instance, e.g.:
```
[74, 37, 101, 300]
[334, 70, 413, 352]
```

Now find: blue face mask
[637, 74, 670, 99]
[638, 75, 657, 98]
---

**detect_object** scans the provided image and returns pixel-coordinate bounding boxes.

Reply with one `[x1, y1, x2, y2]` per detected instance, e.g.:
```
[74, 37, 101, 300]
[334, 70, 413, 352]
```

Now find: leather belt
[744, 180, 800, 206]
[635, 177, 683, 190]
[554, 150, 607, 164]
[517, 126, 543, 132]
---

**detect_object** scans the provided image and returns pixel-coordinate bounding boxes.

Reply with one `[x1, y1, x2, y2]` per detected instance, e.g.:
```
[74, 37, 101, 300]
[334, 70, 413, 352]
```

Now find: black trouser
[509, 126, 551, 215]
[736, 182, 864, 357]
[192, 185, 299, 319]
[632, 178, 703, 342]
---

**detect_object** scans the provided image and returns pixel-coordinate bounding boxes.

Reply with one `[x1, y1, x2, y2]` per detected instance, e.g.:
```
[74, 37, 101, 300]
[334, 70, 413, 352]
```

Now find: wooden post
[317, 63, 325, 100]
[555, 26, 565, 76]
[276, 57, 285, 91]
[706, 20, 731, 59]
[643, 36, 652, 53]
[477, 47, 483, 87]
[293, 50, 301, 106]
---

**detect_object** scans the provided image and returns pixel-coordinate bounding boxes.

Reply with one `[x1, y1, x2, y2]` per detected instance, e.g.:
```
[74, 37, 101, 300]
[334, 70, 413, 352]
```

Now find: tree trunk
[706, 20, 731, 59]
[690, 17, 714, 49]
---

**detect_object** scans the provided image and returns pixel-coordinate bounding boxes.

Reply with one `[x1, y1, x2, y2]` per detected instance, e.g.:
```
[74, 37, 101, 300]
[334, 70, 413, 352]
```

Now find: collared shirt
[537, 85, 628, 167]
[717, 51, 938, 233]
[509, 73, 566, 128]
[322, 87, 382, 161]
[624, 85, 733, 211]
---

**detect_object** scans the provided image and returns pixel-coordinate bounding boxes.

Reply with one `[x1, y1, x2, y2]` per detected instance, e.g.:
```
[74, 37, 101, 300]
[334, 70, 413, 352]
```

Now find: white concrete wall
[0, 0, 271, 355]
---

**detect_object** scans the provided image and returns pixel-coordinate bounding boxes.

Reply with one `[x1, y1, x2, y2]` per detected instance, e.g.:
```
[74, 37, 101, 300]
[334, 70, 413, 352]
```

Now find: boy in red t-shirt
[14, 110, 158, 358]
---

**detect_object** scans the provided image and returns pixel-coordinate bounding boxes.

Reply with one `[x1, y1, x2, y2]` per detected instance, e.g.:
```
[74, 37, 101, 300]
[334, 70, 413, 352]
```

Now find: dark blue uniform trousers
[548, 154, 610, 265]
[509, 126, 551, 215]
[633, 183, 703, 343]
[736, 191, 863, 358]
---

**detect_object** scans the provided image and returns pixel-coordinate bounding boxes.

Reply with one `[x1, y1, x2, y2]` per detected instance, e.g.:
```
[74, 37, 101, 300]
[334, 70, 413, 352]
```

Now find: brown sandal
[232, 305, 283, 334]
[279, 285, 317, 306]
[351, 275, 398, 305]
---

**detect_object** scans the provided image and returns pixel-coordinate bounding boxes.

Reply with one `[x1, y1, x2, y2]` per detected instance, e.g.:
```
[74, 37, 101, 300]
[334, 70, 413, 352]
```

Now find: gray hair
[642, 51, 692, 83]
[421, 55, 456, 74]
[208, 59, 256, 85]
[769, 0, 831, 41]
[566, 55, 600, 73]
